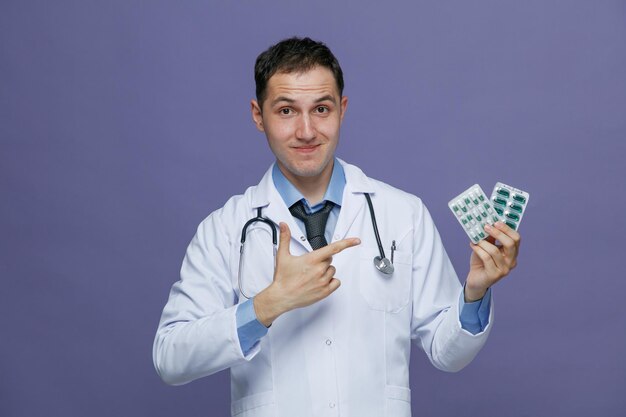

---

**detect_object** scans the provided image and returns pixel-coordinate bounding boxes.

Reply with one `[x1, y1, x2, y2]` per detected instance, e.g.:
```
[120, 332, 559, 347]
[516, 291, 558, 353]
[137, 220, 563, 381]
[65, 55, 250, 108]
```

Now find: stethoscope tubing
[364, 193, 387, 261]
[240, 207, 277, 246]
[238, 193, 392, 299]
[238, 207, 278, 299]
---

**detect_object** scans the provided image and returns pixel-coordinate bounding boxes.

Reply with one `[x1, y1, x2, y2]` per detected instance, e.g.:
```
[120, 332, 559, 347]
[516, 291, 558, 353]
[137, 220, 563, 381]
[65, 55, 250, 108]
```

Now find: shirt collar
[272, 158, 346, 210]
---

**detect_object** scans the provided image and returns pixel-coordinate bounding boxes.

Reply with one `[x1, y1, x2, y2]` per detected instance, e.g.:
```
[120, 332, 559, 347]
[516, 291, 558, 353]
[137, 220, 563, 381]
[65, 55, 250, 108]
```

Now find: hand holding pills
[449, 183, 528, 302]
[465, 221, 521, 301]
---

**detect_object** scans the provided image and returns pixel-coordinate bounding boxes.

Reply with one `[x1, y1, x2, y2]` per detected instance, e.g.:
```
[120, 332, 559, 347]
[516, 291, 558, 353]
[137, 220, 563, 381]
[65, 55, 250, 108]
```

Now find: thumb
[277, 222, 292, 258]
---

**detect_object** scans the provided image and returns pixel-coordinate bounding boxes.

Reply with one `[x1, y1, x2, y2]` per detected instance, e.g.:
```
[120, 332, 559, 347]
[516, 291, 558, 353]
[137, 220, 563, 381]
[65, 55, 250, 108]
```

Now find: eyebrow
[270, 96, 295, 107]
[270, 94, 337, 107]
[314, 95, 337, 105]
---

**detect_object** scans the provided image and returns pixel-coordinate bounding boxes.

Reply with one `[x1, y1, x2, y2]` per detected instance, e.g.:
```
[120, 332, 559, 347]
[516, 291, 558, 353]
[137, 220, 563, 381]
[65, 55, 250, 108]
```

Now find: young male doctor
[153, 37, 521, 417]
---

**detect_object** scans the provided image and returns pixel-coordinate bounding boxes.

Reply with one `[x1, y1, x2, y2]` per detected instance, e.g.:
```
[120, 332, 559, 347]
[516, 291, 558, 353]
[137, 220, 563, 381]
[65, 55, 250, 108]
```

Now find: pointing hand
[254, 222, 360, 327]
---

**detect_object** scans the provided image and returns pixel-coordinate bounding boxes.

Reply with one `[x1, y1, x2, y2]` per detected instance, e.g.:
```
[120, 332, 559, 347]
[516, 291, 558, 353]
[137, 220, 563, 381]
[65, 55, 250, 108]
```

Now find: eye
[316, 106, 329, 113]
[280, 108, 292, 115]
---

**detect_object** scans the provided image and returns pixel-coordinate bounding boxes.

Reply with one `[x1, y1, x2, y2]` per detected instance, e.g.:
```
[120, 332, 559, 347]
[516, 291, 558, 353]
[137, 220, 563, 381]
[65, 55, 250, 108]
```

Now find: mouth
[293, 144, 321, 154]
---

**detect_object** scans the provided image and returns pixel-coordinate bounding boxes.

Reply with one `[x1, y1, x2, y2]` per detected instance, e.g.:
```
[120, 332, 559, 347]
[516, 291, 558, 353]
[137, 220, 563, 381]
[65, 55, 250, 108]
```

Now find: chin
[289, 165, 324, 178]
[283, 158, 330, 178]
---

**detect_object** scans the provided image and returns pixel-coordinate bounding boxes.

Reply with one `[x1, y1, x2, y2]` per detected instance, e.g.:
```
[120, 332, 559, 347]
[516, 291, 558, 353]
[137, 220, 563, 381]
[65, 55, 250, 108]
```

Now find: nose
[295, 113, 316, 141]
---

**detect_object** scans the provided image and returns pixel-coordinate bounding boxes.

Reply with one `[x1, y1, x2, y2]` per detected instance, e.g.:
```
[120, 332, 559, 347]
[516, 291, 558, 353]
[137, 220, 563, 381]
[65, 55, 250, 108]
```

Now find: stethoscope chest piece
[373, 256, 394, 275]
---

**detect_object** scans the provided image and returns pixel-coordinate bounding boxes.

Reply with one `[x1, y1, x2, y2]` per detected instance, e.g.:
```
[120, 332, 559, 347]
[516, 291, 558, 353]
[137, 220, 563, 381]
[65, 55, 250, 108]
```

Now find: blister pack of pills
[489, 182, 530, 231]
[448, 184, 501, 243]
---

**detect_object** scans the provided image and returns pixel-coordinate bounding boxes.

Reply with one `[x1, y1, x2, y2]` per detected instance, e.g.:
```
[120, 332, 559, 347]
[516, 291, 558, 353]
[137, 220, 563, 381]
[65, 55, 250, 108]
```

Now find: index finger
[310, 237, 361, 261]
[493, 221, 521, 246]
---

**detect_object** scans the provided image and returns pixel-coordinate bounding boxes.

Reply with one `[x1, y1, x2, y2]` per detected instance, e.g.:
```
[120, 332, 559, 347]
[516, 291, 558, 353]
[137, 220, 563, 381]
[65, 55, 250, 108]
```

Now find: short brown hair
[254, 37, 344, 108]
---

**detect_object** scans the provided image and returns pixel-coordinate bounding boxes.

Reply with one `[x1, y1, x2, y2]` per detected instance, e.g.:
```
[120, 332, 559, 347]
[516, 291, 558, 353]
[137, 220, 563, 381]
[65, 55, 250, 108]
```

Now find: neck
[278, 159, 334, 205]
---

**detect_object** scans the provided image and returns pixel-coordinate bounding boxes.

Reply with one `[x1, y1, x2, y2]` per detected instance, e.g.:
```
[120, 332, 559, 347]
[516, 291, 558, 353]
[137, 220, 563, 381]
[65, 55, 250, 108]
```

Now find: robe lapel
[333, 190, 366, 241]
[332, 159, 377, 241]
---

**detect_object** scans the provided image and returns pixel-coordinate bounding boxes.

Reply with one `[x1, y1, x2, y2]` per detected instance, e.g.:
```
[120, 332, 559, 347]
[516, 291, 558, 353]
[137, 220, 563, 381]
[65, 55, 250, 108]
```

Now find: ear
[339, 96, 348, 122]
[251, 100, 265, 132]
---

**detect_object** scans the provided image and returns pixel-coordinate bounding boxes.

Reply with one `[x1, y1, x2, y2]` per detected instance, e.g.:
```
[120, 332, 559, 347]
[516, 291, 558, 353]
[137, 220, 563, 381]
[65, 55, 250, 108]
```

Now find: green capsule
[505, 221, 517, 230]
[461, 218, 468, 225]
[508, 202, 524, 213]
[505, 211, 520, 221]
[492, 215, 500, 223]
[470, 193, 479, 205]
[481, 210, 488, 218]
[467, 214, 473, 221]
[512, 193, 527, 204]
[494, 206, 504, 216]
[496, 187, 510, 198]
[493, 197, 507, 206]
[478, 194, 485, 202]
[475, 214, 482, 222]
[478, 231, 485, 239]
[461, 206, 468, 213]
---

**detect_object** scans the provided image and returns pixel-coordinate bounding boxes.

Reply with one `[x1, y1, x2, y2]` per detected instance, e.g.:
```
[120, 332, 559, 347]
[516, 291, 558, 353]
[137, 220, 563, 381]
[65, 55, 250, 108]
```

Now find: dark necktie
[289, 200, 335, 250]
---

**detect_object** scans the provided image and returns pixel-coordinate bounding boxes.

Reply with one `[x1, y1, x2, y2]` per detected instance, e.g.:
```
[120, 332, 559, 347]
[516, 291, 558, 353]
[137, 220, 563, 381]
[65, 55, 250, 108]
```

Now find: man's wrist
[464, 283, 488, 303]
[253, 286, 285, 327]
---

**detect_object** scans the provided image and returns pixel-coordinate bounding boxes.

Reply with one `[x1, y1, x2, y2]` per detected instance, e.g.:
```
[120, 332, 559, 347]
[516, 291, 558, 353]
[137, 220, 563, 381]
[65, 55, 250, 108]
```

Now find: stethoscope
[238, 193, 394, 299]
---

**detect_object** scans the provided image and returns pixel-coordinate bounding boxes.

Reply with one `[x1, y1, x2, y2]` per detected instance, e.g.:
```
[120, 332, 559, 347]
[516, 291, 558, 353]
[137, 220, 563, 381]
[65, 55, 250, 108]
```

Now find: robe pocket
[358, 246, 412, 312]
[231, 391, 275, 416]
[385, 385, 411, 417]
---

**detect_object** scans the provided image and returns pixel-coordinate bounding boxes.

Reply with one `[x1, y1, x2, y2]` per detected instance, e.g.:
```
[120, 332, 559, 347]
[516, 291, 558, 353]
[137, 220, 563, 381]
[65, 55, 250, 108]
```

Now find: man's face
[251, 66, 348, 182]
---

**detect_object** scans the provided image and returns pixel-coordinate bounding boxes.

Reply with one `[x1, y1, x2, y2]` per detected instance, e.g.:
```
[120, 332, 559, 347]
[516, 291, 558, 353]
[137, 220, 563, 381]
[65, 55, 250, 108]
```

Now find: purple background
[2, 1, 625, 416]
